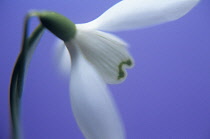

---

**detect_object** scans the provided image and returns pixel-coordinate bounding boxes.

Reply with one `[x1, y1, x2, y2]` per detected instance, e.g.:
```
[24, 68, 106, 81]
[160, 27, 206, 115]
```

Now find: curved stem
[9, 13, 44, 139]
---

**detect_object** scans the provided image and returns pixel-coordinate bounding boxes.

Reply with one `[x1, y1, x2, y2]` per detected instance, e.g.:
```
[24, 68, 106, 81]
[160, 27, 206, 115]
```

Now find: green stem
[9, 13, 44, 139]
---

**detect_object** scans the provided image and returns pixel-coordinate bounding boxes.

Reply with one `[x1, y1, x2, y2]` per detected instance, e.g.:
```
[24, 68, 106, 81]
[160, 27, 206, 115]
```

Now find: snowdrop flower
[39, 0, 199, 138]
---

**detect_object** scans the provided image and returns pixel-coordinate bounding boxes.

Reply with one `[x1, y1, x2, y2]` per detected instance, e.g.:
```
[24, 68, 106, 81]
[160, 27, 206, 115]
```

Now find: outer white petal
[80, 0, 200, 31]
[72, 25, 133, 84]
[53, 39, 71, 76]
[67, 43, 125, 139]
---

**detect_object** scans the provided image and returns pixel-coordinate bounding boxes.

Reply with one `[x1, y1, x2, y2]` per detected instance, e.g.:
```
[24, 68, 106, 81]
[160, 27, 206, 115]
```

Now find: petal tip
[114, 58, 134, 84]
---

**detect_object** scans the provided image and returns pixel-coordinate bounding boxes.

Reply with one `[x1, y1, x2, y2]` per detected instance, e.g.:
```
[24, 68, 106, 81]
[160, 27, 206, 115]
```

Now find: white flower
[53, 0, 199, 138]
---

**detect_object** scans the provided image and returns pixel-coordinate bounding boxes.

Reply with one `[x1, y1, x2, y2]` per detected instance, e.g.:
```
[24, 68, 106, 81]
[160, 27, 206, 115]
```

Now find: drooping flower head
[38, 0, 200, 138]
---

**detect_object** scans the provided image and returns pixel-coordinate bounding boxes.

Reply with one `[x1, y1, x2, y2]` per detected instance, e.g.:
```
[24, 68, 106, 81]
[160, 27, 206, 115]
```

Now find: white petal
[67, 44, 125, 139]
[53, 39, 71, 76]
[81, 0, 200, 31]
[71, 25, 134, 84]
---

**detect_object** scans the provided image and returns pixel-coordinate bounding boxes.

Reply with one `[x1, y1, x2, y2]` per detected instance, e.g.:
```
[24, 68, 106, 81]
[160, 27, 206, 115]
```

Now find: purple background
[1, 0, 210, 139]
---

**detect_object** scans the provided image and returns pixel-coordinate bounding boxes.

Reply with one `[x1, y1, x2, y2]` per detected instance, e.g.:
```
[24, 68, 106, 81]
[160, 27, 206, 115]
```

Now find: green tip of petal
[118, 59, 133, 80]
[38, 11, 76, 42]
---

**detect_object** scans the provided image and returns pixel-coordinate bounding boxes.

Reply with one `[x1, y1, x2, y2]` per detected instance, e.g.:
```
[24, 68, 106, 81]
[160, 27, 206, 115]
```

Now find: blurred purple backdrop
[0, 0, 210, 139]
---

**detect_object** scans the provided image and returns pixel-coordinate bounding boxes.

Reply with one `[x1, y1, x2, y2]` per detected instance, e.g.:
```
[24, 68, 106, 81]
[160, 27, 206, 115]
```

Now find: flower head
[39, 0, 199, 138]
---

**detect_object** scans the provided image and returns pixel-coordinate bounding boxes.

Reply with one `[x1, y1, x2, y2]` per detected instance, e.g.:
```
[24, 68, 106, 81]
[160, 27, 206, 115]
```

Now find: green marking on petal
[38, 11, 76, 42]
[118, 59, 133, 80]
